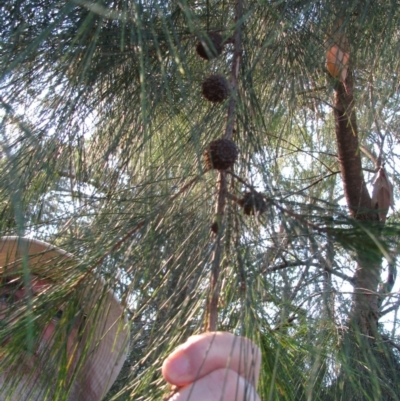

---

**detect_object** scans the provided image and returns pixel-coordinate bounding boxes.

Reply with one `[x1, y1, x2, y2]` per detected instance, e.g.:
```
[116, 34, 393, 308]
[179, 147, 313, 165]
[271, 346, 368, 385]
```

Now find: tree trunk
[333, 71, 380, 337]
[331, 70, 394, 400]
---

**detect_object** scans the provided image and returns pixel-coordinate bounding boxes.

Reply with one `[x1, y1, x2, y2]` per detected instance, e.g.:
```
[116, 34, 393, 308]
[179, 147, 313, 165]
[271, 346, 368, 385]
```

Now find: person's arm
[162, 332, 261, 401]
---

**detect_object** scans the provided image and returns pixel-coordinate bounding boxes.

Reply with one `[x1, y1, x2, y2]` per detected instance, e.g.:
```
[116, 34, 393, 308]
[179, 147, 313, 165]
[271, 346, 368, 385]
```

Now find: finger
[168, 368, 260, 401]
[162, 332, 261, 388]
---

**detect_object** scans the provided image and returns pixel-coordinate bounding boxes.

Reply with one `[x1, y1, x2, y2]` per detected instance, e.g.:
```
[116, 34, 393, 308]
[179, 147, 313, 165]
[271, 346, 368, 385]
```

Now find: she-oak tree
[1, 1, 400, 400]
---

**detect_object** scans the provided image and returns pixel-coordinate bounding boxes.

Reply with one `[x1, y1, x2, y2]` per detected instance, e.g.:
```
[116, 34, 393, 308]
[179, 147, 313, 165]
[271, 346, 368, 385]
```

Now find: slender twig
[282, 171, 341, 199]
[360, 145, 379, 168]
[263, 259, 313, 273]
[381, 334, 400, 353]
[288, 265, 310, 303]
[224, 3, 242, 140]
[296, 86, 327, 95]
[207, 177, 226, 331]
[273, 313, 299, 331]
[229, 163, 338, 197]
[206, 0, 243, 332]
[379, 295, 400, 317]
[229, 170, 335, 234]
[226, 170, 259, 192]
[262, 255, 355, 284]
[307, 96, 340, 112]
[273, 291, 324, 331]
[170, 175, 201, 201]
[272, 201, 329, 234]
[324, 266, 355, 284]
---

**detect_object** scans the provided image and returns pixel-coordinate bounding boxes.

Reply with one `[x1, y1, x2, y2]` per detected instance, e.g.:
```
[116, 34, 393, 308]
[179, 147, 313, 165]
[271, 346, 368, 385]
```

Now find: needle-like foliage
[1, 0, 400, 400]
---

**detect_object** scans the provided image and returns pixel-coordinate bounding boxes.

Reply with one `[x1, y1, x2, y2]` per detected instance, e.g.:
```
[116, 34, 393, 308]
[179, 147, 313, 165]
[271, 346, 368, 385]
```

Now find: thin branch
[263, 259, 354, 284]
[273, 291, 323, 331]
[360, 145, 379, 169]
[324, 265, 355, 284]
[206, 175, 226, 332]
[226, 170, 258, 191]
[271, 201, 329, 234]
[224, 6, 242, 140]
[362, 167, 378, 173]
[170, 175, 201, 201]
[288, 265, 310, 303]
[381, 334, 400, 353]
[230, 170, 336, 235]
[206, 0, 243, 332]
[296, 86, 327, 96]
[308, 96, 340, 112]
[262, 130, 339, 172]
[273, 313, 298, 331]
[263, 259, 312, 274]
[282, 171, 341, 199]
[379, 295, 400, 317]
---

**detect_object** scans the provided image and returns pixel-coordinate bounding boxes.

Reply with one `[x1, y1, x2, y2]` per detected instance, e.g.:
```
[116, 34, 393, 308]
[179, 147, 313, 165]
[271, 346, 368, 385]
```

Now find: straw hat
[0, 236, 130, 401]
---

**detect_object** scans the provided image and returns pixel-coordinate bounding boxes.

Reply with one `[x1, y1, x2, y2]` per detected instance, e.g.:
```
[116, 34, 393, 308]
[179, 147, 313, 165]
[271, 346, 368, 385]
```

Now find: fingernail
[166, 353, 191, 384]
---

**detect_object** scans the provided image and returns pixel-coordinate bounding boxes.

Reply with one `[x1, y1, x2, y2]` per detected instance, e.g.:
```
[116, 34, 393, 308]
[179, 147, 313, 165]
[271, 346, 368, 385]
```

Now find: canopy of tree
[1, 0, 400, 400]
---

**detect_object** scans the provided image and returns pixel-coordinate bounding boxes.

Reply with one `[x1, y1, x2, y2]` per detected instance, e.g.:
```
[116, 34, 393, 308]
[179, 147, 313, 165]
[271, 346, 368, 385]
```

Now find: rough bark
[333, 73, 372, 220]
[333, 71, 381, 336]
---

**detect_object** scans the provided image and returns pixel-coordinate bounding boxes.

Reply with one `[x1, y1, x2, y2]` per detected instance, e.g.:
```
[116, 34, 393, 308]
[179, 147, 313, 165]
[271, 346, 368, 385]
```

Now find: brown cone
[202, 75, 229, 103]
[238, 192, 267, 215]
[204, 138, 238, 170]
[211, 221, 219, 234]
[196, 32, 224, 60]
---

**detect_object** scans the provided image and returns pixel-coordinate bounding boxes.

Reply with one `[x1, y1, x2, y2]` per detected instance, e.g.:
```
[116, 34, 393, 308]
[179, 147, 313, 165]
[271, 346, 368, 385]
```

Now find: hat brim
[0, 236, 130, 401]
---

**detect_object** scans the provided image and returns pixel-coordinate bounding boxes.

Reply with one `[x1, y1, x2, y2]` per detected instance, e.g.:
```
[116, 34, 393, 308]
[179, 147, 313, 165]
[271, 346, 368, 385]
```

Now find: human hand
[162, 332, 261, 401]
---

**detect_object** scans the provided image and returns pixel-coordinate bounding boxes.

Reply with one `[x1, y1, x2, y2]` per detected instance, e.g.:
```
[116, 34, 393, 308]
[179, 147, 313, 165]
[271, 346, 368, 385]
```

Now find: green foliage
[1, 0, 400, 400]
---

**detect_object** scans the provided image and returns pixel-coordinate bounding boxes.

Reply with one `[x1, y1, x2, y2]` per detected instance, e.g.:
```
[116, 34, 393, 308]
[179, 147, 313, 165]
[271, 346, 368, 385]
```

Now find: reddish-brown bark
[333, 72, 381, 336]
[333, 73, 372, 220]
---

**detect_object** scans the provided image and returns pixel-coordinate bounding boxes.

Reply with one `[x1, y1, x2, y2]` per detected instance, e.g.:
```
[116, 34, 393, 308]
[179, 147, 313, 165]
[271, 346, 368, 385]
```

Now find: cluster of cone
[196, 33, 267, 217]
[196, 32, 237, 171]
